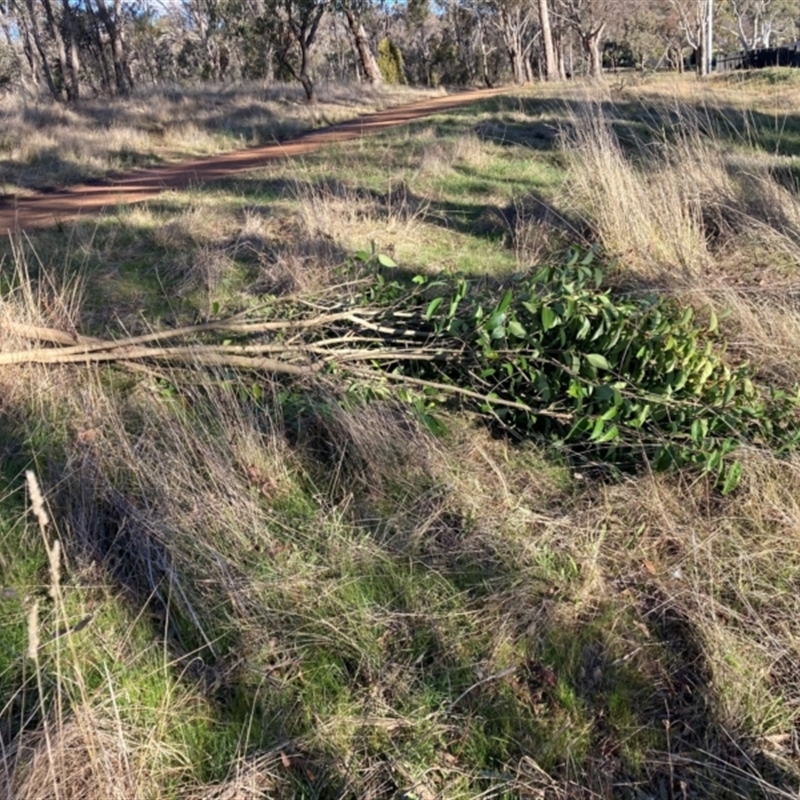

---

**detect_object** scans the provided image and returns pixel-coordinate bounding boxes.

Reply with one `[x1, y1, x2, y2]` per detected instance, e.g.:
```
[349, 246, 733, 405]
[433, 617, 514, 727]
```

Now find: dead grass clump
[562, 103, 800, 283]
[506, 194, 581, 266]
[294, 178, 428, 256]
[554, 459, 800, 795]
[562, 100, 800, 386]
[2, 710, 147, 800]
[218, 204, 344, 297]
[288, 396, 436, 511]
[255, 245, 338, 297]
[418, 131, 489, 176]
[185, 750, 285, 799]
[562, 107, 709, 278]
[0, 241, 86, 339]
[152, 202, 234, 251]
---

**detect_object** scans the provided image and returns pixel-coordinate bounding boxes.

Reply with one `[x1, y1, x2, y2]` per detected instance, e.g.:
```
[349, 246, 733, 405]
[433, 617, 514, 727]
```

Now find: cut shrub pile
[6, 246, 799, 492]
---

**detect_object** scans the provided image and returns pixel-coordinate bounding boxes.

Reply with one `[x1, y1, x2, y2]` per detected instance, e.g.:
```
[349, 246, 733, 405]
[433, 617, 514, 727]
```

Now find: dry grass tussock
[294, 177, 429, 259]
[561, 95, 800, 385]
[416, 128, 490, 176]
[0, 81, 440, 193]
[0, 241, 86, 341]
[2, 710, 150, 800]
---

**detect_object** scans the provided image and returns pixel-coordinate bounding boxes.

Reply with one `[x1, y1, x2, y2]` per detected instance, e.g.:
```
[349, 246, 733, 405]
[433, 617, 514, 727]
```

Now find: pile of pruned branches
[5, 248, 799, 492]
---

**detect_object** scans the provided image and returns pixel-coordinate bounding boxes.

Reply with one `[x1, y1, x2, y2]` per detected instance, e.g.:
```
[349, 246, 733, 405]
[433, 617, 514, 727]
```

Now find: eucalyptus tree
[89, 0, 132, 93]
[0, 0, 26, 88]
[557, 0, 609, 78]
[398, 0, 439, 85]
[266, 0, 329, 100]
[335, 0, 382, 83]
[725, 0, 796, 49]
[493, 0, 538, 82]
[538, 0, 558, 79]
[670, 0, 714, 74]
[617, 0, 683, 69]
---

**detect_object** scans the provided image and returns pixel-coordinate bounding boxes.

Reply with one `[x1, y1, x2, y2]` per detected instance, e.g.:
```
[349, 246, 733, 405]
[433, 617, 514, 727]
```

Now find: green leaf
[420, 412, 449, 437]
[673, 371, 689, 391]
[706, 450, 722, 474]
[377, 253, 397, 267]
[567, 379, 585, 400]
[507, 319, 527, 338]
[424, 297, 443, 320]
[522, 300, 539, 316]
[722, 381, 737, 405]
[355, 249, 371, 262]
[541, 306, 558, 331]
[251, 383, 263, 401]
[695, 360, 716, 391]
[595, 424, 619, 444]
[594, 385, 614, 402]
[721, 461, 743, 495]
[566, 247, 581, 267]
[496, 289, 513, 315]
[708, 309, 718, 334]
[634, 404, 651, 427]
[589, 417, 605, 441]
[211, 301, 220, 316]
[691, 418, 708, 444]
[585, 353, 611, 370]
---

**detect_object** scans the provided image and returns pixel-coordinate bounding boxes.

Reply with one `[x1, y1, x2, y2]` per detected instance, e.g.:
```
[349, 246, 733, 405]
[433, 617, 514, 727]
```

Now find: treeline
[0, 0, 798, 101]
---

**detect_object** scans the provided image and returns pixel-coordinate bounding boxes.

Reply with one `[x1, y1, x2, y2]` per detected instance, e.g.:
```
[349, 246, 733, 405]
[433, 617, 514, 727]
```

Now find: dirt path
[0, 87, 510, 236]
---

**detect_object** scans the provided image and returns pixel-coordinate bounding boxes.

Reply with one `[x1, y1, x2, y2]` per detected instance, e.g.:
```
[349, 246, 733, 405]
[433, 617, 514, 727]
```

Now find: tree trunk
[94, 0, 132, 94]
[583, 26, 604, 80]
[24, 0, 61, 99]
[537, 0, 557, 81]
[297, 33, 316, 102]
[554, 24, 567, 79]
[15, 2, 41, 84]
[40, 0, 72, 99]
[342, 5, 382, 85]
[704, 0, 713, 76]
[476, 15, 492, 87]
[298, 69, 315, 102]
[62, 0, 81, 101]
[509, 45, 524, 84]
[695, 42, 705, 76]
[2, 3, 36, 90]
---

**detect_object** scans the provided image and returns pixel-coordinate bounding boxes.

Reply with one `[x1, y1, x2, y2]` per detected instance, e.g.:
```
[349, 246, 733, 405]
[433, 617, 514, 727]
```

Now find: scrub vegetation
[2, 70, 800, 799]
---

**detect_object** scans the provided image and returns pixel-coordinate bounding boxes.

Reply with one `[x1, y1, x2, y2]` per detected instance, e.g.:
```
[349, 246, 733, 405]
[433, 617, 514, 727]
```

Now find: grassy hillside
[2, 71, 800, 799]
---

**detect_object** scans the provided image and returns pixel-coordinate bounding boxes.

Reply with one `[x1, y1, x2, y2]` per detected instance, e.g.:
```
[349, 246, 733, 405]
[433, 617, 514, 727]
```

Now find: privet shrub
[377, 38, 406, 85]
[354, 247, 800, 491]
